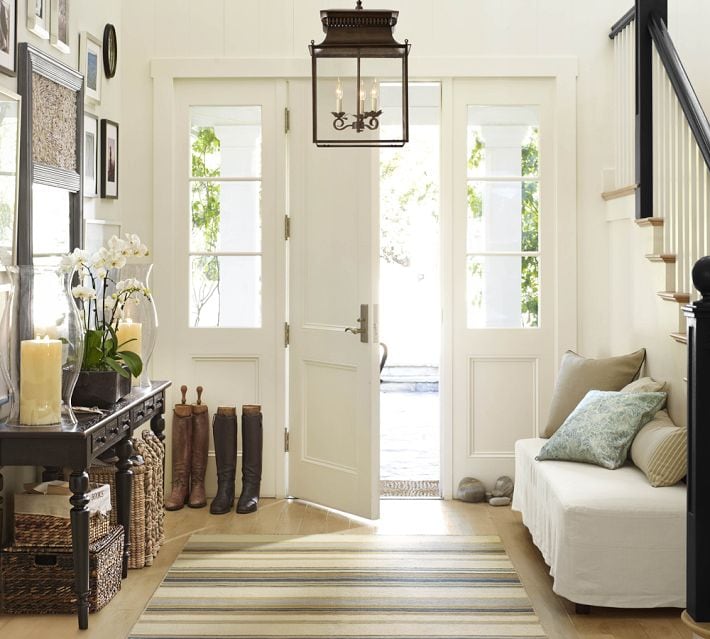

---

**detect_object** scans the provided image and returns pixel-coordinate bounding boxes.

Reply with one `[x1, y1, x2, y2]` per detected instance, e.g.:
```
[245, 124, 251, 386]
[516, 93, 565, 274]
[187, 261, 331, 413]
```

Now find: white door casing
[450, 78, 577, 490]
[154, 79, 287, 498]
[287, 79, 380, 520]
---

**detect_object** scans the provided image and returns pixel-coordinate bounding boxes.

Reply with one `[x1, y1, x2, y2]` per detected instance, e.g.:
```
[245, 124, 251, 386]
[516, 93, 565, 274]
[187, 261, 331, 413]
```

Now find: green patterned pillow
[537, 390, 667, 469]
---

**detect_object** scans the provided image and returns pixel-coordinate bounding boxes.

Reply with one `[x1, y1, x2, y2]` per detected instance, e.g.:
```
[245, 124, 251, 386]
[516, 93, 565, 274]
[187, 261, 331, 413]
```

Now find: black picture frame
[0, 0, 17, 76]
[16, 42, 84, 265]
[100, 118, 118, 199]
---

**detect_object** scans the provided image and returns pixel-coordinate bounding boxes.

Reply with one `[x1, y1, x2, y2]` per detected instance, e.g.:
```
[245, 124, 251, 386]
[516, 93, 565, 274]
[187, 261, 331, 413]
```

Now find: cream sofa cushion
[621, 376, 667, 395]
[631, 409, 687, 487]
[543, 349, 646, 437]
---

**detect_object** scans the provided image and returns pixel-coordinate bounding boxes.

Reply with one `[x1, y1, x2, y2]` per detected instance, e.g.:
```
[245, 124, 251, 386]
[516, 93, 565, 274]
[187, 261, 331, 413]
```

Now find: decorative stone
[492, 475, 514, 498]
[456, 477, 486, 503]
[489, 496, 511, 507]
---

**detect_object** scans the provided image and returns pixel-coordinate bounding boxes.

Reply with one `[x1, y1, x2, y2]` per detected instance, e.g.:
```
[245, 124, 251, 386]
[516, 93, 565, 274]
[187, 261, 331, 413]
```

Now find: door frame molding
[151, 56, 577, 501]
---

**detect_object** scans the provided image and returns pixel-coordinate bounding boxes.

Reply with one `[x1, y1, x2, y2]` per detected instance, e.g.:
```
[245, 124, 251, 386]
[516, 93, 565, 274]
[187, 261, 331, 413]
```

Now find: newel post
[684, 256, 710, 623]
[635, 0, 667, 218]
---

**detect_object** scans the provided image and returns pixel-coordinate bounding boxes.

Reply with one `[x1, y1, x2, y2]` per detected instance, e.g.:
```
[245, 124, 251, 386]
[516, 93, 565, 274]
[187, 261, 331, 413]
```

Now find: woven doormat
[129, 533, 547, 638]
[380, 479, 440, 497]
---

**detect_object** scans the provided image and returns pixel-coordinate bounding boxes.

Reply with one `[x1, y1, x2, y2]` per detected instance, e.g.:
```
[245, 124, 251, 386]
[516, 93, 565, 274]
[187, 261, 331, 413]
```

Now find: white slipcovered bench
[512, 438, 686, 609]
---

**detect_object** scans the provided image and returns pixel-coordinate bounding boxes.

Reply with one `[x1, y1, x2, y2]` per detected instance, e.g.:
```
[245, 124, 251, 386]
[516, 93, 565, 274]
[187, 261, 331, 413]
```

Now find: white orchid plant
[62, 234, 150, 379]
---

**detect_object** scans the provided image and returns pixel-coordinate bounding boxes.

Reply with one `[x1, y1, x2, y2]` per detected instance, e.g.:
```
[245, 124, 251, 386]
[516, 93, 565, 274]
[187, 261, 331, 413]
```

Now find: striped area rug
[130, 534, 547, 638]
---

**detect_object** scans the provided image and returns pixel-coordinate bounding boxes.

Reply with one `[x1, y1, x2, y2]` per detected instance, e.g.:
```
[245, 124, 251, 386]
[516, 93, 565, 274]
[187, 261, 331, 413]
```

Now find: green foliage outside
[380, 151, 438, 267]
[467, 127, 539, 327]
[191, 127, 221, 326]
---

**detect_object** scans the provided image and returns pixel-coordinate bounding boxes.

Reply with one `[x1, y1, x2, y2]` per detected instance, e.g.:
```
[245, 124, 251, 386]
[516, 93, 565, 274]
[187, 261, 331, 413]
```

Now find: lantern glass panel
[313, 56, 406, 146]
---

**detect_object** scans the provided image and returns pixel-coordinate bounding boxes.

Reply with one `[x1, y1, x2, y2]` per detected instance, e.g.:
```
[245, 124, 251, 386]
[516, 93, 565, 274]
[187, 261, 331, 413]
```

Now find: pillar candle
[19, 336, 62, 425]
[117, 319, 142, 385]
[117, 319, 142, 356]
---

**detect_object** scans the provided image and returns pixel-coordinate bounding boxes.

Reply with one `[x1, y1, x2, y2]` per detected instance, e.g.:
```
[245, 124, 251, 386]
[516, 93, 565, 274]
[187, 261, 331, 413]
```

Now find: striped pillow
[630, 409, 687, 487]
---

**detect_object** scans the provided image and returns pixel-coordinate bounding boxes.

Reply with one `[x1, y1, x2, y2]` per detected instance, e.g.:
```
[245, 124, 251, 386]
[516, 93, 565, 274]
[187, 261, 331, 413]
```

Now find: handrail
[649, 13, 710, 172]
[609, 7, 635, 39]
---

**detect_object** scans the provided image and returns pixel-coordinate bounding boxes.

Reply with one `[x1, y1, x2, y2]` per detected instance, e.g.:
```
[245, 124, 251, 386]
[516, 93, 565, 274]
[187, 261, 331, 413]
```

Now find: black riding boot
[210, 407, 238, 515]
[236, 405, 262, 514]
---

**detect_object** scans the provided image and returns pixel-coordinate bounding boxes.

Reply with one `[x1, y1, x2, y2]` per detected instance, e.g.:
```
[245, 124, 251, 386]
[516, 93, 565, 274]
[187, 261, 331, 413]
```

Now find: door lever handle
[344, 306, 369, 343]
[345, 326, 363, 335]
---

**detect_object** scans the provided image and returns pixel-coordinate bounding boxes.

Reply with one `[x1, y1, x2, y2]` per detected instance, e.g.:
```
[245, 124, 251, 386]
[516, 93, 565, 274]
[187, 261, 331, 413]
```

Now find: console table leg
[116, 437, 134, 578]
[69, 470, 90, 630]
[150, 413, 166, 444]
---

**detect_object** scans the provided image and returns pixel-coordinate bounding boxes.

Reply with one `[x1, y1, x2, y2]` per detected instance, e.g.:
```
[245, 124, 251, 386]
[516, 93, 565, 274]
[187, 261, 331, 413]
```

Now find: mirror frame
[0, 85, 21, 266]
[16, 42, 84, 265]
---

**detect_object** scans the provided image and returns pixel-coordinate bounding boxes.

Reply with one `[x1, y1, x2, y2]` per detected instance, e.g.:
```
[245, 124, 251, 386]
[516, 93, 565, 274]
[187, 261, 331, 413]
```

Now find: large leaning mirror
[0, 86, 21, 267]
[17, 42, 83, 265]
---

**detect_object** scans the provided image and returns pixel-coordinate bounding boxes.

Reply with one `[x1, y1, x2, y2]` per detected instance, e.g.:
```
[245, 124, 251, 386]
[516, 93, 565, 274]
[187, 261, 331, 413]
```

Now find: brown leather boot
[165, 385, 192, 511]
[188, 386, 209, 508]
[237, 404, 262, 514]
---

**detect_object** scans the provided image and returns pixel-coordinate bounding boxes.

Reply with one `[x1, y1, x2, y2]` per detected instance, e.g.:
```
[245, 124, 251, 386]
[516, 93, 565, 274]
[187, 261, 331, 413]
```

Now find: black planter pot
[72, 370, 132, 408]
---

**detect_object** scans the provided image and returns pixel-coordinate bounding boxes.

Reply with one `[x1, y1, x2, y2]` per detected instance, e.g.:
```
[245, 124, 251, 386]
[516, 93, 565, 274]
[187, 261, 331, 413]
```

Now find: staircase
[606, 2, 710, 346]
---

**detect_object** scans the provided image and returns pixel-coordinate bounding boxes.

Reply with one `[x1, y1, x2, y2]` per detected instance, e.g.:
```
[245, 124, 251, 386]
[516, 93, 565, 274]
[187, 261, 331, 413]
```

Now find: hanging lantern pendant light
[309, 1, 411, 147]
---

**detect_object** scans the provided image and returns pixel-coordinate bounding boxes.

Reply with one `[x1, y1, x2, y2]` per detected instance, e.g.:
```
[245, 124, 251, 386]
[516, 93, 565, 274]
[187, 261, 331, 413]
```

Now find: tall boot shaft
[210, 407, 238, 515]
[237, 404, 263, 514]
[189, 386, 209, 508]
[165, 386, 192, 511]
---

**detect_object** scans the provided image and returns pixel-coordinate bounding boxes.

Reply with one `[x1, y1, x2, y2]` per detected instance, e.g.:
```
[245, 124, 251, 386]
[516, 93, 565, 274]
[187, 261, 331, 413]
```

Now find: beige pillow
[543, 349, 646, 437]
[621, 376, 667, 395]
[631, 409, 687, 487]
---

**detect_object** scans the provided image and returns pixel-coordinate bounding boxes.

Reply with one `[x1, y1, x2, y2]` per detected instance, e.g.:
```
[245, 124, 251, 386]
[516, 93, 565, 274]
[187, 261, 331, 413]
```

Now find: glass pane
[190, 180, 261, 253]
[190, 106, 261, 177]
[467, 106, 539, 178]
[32, 184, 70, 257]
[190, 255, 261, 328]
[467, 255, 539, 328]
[467, 180, 539, 252]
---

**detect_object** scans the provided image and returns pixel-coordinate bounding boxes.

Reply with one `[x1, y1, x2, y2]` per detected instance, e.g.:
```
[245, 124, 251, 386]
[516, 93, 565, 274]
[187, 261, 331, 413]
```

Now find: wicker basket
[89, 430, 164, 569]
[0, 525, 124, 614]
[13, 483, 112, 548]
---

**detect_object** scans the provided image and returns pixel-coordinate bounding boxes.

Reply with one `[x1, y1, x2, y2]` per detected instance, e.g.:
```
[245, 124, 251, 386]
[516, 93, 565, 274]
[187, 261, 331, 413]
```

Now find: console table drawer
[91, 426, 108, 454]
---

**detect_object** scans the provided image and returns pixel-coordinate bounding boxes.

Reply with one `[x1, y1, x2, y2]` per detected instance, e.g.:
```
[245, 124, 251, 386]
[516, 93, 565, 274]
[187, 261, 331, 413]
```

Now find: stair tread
[645, 253, 676, 263]
[657, 291, 691, 303]
[602, 184, 637, 201]
[635, 217, 664, 227]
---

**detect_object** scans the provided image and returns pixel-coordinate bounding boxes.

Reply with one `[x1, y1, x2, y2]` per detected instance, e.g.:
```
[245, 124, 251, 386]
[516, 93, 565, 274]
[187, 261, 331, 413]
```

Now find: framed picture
[0, 0, 16, 76]
[17, 43, 83, 265]
[83, 112, 98, 197]
[84, 218, 120, 255]
[49, 0, 69, 54]
[100, 118, 118, 199]
[26, 0, 48, 39]
[79, 31, 101, 104]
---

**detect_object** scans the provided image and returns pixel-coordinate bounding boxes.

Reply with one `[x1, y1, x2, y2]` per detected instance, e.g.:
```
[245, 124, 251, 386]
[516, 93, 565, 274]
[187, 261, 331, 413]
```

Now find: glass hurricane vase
[0, 266, 84, 426]
[118, 263, 158, 387]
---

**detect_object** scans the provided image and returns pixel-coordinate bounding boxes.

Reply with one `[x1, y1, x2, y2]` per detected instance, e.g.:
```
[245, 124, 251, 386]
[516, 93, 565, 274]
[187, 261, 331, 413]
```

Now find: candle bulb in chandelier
[359, 81, 365, 114]
[335, 77, 343, 112]
[371, 78, 379, 112]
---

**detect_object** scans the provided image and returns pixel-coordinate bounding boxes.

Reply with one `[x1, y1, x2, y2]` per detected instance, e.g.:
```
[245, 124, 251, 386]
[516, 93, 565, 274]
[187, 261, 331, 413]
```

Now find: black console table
[0, 380, 170, 630]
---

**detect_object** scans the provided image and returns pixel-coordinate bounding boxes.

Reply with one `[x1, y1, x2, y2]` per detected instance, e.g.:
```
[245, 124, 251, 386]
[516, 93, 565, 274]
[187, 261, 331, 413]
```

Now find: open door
[288, 79, 380, 519]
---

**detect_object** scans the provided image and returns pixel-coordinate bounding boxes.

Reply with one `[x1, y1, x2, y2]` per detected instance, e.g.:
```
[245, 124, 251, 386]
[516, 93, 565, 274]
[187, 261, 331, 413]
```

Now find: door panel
[159, 80, 285, 499]
[288, 79, 380, 519]
[452, 79, 557, 488]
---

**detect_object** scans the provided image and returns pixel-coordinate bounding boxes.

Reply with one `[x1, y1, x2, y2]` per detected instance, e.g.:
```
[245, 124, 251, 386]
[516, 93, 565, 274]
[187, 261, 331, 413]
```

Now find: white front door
[155, 80, 286, 498]
[451, 78, 569, 488]
[287, 80, 381, 520]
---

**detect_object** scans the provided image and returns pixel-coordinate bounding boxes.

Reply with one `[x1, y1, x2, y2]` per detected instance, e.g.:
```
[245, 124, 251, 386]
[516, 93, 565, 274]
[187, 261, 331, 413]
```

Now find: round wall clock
[103, 24, 117, 78]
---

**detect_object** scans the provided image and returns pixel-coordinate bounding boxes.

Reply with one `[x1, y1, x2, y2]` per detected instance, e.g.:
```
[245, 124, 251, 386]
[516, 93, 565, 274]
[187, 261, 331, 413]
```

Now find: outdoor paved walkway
[380, 391, 439, 480]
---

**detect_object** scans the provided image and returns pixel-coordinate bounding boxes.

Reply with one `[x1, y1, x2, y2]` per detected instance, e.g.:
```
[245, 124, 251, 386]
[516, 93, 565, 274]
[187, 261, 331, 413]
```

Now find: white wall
[0, 0, 122, 540]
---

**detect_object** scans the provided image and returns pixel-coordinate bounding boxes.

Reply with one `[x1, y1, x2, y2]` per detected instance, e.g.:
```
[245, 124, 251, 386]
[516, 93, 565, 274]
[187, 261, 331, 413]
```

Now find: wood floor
[0, 498, 690, 639]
